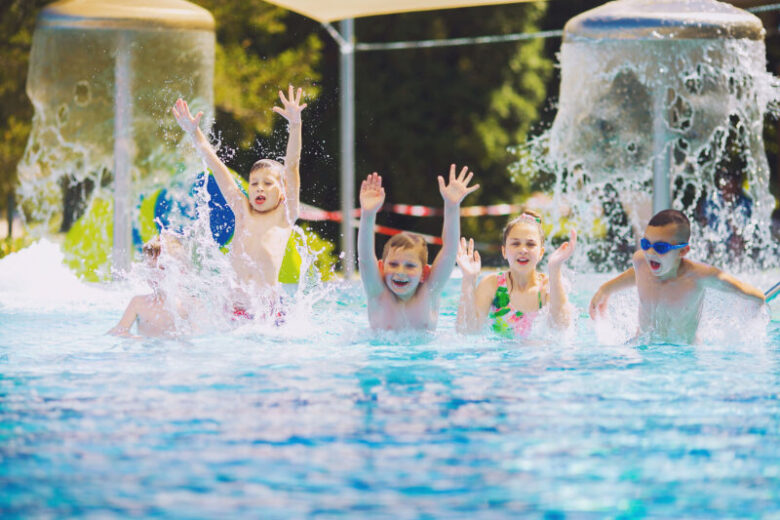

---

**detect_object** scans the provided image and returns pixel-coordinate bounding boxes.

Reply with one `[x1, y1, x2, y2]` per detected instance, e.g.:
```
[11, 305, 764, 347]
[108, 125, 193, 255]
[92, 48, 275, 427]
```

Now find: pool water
[2, 241, 780, 518]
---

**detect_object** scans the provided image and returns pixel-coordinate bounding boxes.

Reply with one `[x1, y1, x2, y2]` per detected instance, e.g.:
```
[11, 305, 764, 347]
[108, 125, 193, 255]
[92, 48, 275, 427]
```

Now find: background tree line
[2, 0, 778, 266]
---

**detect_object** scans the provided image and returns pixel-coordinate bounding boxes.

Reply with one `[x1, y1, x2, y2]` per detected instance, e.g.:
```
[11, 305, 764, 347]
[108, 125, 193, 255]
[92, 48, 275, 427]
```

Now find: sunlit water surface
[2, 241, 780, 518]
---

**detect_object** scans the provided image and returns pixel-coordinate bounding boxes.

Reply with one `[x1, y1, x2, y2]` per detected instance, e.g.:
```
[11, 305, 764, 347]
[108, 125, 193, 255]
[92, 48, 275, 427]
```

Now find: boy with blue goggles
[589, 209, 765, 344]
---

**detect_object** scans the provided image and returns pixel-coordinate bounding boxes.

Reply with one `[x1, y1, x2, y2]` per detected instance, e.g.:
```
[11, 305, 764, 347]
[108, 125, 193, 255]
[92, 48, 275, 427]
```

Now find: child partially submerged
[172, 86, 306, 313]
[589, 209, 765, 343]
[109, 235, 190, 338]
[358, 166, 479, 330]
[456, 211, 577, 337]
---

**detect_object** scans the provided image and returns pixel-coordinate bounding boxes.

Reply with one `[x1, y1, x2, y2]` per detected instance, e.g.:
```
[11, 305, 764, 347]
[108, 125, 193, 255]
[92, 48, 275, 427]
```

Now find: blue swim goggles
[640, 237, 688, 255]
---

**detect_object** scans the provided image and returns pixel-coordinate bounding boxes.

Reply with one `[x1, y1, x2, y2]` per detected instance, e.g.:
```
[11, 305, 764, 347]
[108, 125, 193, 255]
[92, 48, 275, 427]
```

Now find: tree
[189, 1, 323, 172]
[0, 0, 49, 214]
[348, 4, 554, 249]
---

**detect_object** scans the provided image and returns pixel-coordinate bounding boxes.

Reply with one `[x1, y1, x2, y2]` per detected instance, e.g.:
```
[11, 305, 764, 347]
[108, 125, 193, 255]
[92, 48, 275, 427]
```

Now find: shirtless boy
[358, 166, 479, 331]
[172, 86, 306, 309]
[589, 209, 765, 343]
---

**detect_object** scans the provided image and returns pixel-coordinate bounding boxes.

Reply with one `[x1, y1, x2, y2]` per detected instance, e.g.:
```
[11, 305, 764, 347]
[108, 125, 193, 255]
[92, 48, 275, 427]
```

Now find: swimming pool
[2, 241, 780, 518]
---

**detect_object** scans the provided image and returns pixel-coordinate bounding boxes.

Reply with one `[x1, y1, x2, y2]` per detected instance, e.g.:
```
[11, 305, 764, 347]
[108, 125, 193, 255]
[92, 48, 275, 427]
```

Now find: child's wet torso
[635, 262, 705, 342]
[136, 295, 179, 337]
[231, 218, 292, 289]
[368, 289, 439, 330]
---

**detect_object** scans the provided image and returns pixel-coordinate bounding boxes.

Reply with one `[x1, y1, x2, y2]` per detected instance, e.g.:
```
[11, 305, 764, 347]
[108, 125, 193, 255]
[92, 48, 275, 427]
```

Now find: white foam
[0, 239, 135, 313]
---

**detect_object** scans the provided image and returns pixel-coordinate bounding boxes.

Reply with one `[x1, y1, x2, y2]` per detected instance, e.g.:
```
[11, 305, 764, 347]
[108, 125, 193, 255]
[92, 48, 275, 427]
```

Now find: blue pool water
[2, 241, 780, 518]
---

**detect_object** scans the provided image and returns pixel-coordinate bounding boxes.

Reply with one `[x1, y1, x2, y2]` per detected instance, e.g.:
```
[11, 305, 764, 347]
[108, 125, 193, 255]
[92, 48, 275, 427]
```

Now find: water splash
[515, 29, 780, 272]
[16, 24, 214, 277]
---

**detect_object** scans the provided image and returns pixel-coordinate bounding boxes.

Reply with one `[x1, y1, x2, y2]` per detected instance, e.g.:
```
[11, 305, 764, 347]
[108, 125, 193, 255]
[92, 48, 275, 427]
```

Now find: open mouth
[649, 260, 661, 271]
[516, 258, 530, 265]
[391, 279, 410, 289]
[254, 195, 266, 206]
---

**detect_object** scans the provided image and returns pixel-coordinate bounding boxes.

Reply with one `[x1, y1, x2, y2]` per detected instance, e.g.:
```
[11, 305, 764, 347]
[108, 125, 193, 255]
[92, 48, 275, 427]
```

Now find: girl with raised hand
[457, 211, 577, 337]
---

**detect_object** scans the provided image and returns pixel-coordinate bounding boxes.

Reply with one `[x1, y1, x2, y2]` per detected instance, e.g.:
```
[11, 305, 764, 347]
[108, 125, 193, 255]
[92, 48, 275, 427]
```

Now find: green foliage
[0, 235, 35, 259]
[193, 0, 322, 148]
[0, 0, 49, 213]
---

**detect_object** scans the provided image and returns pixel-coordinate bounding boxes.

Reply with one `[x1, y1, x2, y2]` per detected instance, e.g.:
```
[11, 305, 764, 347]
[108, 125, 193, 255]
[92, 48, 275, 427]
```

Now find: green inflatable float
[64, 168, 304, 283]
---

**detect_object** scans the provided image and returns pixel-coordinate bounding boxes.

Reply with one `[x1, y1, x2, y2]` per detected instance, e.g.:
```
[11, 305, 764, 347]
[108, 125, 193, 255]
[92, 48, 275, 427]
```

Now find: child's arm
[357, 172, 386, 298]
[589, 267, 636, 319]
[272, 86, 307, 225]
[172, 99, 246, 215]
[547, 229, 577, 328]
[700, 265, 766, 304]
[108, 296, 141, 338]
[426, 165, 480, 294]
[456, 237, 494, 333]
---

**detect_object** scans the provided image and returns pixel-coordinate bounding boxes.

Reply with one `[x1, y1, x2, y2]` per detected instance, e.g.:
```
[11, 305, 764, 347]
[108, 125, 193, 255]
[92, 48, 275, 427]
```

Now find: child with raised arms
[358, 166, 479, 331]
[589, 209, 765, 343]
[456, 211, 577, 336]
[172, 86, 306, 313]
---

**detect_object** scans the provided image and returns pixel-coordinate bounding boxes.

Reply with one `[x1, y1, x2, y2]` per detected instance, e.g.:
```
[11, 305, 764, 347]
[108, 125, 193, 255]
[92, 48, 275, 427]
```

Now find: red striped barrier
[299, 204, 345, 222]
[299, 202, 502, 250]
[370, 224, 443, 245]
[299, 202, 524, 221]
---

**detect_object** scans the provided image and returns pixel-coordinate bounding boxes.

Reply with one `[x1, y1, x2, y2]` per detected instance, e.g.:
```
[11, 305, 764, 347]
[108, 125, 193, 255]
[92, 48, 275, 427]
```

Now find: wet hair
[503, 209, 545, 245]
[647, 209, 691, 242]
[381, 232, 428, 266]
[142, 233, 185, 263]
[142, 236, 162, 260]
[250, 159, 285, 180]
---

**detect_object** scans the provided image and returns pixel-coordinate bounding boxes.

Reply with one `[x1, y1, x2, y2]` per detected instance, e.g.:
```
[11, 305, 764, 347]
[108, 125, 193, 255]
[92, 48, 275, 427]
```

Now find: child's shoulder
[132, 293, 160, 309]
[681, 258, 720, 279]
[476, 271, 501, 291]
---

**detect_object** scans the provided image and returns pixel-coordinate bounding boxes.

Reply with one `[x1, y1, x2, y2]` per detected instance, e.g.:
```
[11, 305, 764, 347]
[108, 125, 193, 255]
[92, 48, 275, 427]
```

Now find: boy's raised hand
[360, 172, 385, 214]
[273, 85, 307, 125]
[548, 229, 577, 270]
[438, 164, 480, 206]
[171, 98, 202, 135]
[456, 237, 481, 280]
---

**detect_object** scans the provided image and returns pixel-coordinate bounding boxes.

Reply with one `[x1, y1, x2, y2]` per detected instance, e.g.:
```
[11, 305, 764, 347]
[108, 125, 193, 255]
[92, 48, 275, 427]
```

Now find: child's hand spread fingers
[456, 237, 481, 278]
[439, 164, 480, 206]
[273, 85, 307, 123]
[549, 229, 577, 268]
[172, 98, 202, 134]
[360, 172, 385, 213]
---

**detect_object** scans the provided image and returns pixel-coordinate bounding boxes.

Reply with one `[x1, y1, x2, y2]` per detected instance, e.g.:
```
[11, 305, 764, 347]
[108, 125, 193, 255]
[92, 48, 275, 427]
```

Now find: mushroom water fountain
[537, 0, 778, 269]
[17, 0, 215, 280]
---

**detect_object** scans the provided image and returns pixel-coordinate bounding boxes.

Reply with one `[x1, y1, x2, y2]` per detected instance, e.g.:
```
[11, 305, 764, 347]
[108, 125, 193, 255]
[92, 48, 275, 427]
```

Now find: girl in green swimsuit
[456, 210, 577, 337]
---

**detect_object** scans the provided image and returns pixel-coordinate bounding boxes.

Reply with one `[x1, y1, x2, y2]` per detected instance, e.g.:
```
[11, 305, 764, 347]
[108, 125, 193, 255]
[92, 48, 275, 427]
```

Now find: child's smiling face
[502, 222, 544, 273]
[382, 247, 424, 299]
[248, 167, 284, 213]
[642, 223, 689, 278]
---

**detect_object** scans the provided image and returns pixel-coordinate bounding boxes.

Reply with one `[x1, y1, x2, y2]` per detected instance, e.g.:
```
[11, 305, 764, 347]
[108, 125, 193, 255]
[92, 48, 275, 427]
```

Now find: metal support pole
[652, 90, 671, 214]
[113, 31, 132, 275]
[7, 193, 13, 239]
[340, 19, 356, 277]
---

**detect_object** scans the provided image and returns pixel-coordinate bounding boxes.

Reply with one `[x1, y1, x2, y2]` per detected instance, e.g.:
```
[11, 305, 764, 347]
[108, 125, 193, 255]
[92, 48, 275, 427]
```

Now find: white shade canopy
[264, 0, 533, 23]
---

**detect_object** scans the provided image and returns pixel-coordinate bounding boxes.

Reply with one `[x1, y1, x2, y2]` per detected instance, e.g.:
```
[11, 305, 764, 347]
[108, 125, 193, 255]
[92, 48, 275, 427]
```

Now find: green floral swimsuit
[489, 272, 543, 337]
